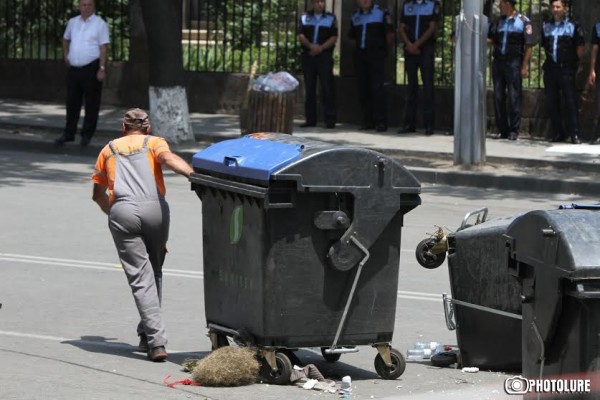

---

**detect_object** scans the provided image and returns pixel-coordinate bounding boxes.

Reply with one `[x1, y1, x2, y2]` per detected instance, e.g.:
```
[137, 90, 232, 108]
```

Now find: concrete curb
[409, 167, 600, 196]
[1, 133, 597, 196]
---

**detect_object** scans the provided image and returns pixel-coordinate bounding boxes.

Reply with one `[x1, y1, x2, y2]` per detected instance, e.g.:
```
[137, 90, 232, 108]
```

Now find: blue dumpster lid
[192, 136, 304, 181]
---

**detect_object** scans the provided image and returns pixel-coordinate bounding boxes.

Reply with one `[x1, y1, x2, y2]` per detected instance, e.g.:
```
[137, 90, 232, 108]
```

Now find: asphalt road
[0, 148, 591, 400]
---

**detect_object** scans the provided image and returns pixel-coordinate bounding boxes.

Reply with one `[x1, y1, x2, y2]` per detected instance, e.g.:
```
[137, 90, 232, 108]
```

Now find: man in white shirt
[56, 0, 110, 147]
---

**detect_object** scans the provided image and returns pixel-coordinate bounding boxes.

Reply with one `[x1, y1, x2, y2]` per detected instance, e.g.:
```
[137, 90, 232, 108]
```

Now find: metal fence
[0, 0, 129, 61]
[0, 0, 556, 89]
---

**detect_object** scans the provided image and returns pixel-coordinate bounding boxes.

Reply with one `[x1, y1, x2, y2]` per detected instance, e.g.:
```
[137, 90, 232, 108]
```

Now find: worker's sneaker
[148, 346, 168, 362]
[138, 333, 149, 352]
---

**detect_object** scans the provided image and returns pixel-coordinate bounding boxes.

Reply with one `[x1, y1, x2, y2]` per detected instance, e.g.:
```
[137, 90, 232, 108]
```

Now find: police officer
[398, 0, 440, 136]
[488, 0, 534, 141]
[298, 0, 338, 129]
[587, 19, 600, 144]
[541, 0, 584, 144]
[348, 0, 395, 132]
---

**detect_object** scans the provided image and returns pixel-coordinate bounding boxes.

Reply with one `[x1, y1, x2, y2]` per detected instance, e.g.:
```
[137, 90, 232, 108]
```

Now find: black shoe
[138, 334, 149, 352]
[571, 136, 581, 144]
[358, 124, 375, 131]
[80, 136, 92, 147]
[325, 122, 336, 129]
[550, 136, 565, 143]
[55, 134, 75, 145]
[147, 346, 168, 362]
[397, 126, 416, 134]
[375, 124, 387, 132]
[300, 122, 316, 128]
[508, 132, 518, 141]
[491, 133, 508, 140]
[590, 137, 600, 145]
[425, 128, 434, 136]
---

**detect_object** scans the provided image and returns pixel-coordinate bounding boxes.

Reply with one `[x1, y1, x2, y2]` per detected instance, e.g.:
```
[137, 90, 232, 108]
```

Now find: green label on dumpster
[230, 206, 243, 244]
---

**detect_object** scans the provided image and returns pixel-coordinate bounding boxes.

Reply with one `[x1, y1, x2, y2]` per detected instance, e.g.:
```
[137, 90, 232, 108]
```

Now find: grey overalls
[107, 136, 170, 348]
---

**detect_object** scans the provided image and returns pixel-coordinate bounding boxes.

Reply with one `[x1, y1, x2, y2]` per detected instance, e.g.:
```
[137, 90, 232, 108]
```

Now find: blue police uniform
[488, 12, 535, 140]
[541, 17, 585, 144]
[298, 10, 338, 128]
[399, 0, 440, 135]
[591, 21, 600, 143]
[348, 3, 394, 131]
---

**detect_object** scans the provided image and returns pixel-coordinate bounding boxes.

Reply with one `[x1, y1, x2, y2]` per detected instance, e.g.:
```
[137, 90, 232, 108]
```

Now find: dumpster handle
[442, 293, 457, 331]
[458, 207, 488, 231]
[531, 321, 546, 398]
[223, 156, 240, 167]
[329, 235, 370, 351]
[448, 297, 522, 320]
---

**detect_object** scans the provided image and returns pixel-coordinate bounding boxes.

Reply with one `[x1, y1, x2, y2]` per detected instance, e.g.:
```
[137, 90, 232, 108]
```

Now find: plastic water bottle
[406, 348, 432, 361]
[340, 375, 352, 399]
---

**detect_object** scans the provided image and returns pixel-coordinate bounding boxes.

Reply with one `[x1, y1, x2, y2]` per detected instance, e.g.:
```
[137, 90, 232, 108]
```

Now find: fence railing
[0, 0, 129, 62]
[0, 0, 556, 89]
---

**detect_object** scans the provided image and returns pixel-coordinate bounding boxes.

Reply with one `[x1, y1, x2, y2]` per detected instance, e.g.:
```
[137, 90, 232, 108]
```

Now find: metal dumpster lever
[329, 235, 370, 352]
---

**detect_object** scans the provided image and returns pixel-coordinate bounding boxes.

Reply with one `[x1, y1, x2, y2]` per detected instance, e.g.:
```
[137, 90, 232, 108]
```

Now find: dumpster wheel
[259, 351, 292, 385]
[374, 348, 406, 380]
[321, 347, 341, 363]
[415, 238, 446, 269]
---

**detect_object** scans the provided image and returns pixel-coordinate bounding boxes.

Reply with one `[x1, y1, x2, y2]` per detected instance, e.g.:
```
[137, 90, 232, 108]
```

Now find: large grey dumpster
[443, 211, 523, 371]
[190, 133, 421, 383]
[505, 205, 600, 381]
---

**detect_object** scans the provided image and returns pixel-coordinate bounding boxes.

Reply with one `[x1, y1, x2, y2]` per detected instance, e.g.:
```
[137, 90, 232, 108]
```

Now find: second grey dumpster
[190, 133, 421, 383]
[505, 206, 600, 380]
[444, 211, 523, 371]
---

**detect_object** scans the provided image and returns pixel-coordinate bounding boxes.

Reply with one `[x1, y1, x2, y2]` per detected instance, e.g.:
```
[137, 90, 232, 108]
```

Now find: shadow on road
[62, 335, 208, 366]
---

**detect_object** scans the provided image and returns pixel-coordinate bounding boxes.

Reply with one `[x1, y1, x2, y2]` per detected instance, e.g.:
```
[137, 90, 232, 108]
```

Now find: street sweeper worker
[91, 108, 193, 362]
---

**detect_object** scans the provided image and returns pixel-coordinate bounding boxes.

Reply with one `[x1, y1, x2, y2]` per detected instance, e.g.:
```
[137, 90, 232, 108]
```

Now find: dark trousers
[65, 59, 103, 139]
[302, 51, 336, 125]
[543, 64, 580, 140]
[594, 68, 600, 141]
[404, 44, 435, 129]
[355, 49, 387, 126]
[492, 58, 523, 136]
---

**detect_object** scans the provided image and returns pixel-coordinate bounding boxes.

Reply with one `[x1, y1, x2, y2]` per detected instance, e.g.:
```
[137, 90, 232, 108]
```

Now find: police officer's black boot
[590, 119, 600, 144]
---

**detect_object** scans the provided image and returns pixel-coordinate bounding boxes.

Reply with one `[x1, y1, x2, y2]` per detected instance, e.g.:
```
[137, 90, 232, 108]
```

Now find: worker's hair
[123, 108, 150, 133]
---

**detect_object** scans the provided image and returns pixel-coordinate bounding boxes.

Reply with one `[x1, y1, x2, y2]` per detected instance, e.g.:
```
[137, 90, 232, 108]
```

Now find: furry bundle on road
[190, 347, 260, 387]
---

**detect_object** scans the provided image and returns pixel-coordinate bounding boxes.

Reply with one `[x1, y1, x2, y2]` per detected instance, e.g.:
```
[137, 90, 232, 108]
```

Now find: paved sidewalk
[1, 98, 599, 195]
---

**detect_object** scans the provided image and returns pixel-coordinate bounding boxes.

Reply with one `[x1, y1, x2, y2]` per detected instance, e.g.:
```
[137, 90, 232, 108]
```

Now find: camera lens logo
[505, 376, 530, 395]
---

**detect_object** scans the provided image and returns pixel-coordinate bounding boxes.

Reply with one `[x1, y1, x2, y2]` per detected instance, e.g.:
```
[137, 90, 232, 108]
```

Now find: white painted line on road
[0, 330, 71, 342]
[1, 253, 444, 302]
[0, 254, 204, 279]
[397, 294, 440, 302]
[0, 330, 190, 354]
[397, 290, 440, 298]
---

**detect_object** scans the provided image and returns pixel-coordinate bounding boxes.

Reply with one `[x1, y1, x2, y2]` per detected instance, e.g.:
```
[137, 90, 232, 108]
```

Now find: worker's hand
[97, 68, 106, 82]
[589, 70, 596, 86]
[521, 65, 529, 79]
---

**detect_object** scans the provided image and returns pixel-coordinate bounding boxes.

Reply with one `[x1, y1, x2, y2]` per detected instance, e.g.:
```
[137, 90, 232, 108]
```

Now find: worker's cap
[123, 108, 150, 130]
[504, 0, 517, 5]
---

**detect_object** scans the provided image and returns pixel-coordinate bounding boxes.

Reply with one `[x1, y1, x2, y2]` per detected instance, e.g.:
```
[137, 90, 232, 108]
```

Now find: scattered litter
[461, 367, 479, 373]
[396, 385, 403, 389]
[303, 379, 319, 390]
[252, 72, 299, 92]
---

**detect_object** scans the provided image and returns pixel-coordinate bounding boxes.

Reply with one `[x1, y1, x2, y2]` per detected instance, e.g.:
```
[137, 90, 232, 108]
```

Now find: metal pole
[454, 0, 487, 165]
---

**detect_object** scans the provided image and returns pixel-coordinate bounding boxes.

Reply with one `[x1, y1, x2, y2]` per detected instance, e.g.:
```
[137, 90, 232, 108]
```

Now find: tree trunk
[139, 0, 193, 143]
